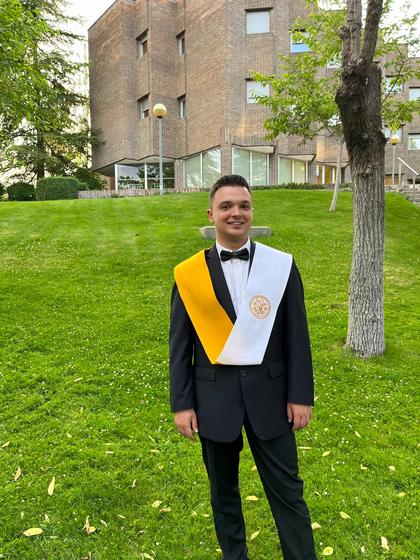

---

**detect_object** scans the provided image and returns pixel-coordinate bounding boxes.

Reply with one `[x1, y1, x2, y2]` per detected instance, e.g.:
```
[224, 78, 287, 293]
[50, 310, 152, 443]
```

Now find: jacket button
[240, 369, 247, 377]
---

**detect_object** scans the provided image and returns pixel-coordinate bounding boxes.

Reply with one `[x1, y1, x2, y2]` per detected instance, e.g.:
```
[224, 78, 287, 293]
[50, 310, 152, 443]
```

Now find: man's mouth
[228, 221, 245, 225]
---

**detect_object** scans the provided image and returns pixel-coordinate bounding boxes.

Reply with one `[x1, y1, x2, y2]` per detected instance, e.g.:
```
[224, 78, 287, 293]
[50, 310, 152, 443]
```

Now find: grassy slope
[0, 191, 418, 559]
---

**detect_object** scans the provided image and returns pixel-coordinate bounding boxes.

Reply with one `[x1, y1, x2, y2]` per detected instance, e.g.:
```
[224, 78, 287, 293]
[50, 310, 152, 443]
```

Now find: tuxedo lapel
[205, 245, 237, 323]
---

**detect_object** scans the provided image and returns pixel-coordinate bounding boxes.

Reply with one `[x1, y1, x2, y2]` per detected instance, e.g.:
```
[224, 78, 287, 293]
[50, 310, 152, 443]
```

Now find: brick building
[88, 0, 420, 190]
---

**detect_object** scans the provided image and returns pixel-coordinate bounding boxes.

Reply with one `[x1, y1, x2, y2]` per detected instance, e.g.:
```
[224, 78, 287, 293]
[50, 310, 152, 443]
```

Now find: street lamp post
[389, 134, 401, 189]
[152, 103, 167, 196]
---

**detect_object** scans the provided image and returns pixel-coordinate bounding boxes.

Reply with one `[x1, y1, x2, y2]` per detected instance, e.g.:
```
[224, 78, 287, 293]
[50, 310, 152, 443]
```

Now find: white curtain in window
[185, 155, 201, 188]
[203, 148, 221, 188]
[233, 148, 250, 182]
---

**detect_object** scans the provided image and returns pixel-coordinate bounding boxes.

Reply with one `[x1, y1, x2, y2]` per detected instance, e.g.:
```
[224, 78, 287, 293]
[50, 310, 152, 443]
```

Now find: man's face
[207, 186, 253, 249]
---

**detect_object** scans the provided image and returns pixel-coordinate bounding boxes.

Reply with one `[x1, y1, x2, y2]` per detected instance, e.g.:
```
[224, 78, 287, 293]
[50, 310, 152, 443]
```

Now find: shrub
[74, 168, 106, 190]
[36, 176, 85, 200]
[0, 183, 5, 199]
[7, 182, 36, 201]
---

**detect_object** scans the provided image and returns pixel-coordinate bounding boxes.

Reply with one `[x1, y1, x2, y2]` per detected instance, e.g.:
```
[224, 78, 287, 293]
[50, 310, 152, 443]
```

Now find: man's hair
[209, 175, 251, 205]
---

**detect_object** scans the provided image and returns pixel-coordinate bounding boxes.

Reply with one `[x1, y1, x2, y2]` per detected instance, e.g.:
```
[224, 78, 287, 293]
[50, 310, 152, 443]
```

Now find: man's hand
[287, 403, 312, 431]
[173, 409, 199, 440]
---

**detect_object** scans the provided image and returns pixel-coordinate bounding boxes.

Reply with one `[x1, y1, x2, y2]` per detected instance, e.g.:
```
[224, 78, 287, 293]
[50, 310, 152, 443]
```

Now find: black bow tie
[220, 248, 250, 262]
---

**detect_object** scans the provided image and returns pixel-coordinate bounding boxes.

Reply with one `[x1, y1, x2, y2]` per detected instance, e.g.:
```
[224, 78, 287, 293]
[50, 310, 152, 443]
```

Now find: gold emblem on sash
[249, 295, 271, 319]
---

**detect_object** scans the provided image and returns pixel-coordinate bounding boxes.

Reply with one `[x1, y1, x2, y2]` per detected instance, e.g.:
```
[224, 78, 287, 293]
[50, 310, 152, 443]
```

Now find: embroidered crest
[249, 295, 271, 319]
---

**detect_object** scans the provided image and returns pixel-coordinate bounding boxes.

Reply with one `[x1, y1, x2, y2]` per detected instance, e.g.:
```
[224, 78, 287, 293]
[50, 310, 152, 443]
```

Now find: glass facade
[116, 163, 174, 189]
[233, 147, 268, 186]
[184, 148, 221, 188]
[278, 157, 307, 184]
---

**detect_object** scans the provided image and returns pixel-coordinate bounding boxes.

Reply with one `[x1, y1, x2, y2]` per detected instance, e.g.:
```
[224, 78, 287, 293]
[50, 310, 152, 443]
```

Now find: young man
[169, 175, 317, 560]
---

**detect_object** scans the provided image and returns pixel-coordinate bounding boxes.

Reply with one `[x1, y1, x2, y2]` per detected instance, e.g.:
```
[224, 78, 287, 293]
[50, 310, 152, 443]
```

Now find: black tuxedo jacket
[169, 241, 314, 443]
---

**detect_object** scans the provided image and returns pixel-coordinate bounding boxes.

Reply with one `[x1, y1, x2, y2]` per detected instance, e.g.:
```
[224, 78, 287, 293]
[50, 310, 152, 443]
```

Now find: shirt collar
[216, 238, 251, 259]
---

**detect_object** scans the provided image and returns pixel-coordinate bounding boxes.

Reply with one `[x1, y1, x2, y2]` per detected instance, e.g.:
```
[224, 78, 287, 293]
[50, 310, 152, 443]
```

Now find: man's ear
[207, 208, 214, 223]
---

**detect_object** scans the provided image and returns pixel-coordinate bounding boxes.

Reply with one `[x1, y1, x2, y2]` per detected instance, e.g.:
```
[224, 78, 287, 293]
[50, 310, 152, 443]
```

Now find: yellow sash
[174, 250, 233, 364]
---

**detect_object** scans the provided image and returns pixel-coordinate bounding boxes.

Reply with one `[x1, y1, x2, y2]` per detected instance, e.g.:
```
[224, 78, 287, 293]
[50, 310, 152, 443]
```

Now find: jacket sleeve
[169, 283, 196, 412]
[285, 260, 314, 406]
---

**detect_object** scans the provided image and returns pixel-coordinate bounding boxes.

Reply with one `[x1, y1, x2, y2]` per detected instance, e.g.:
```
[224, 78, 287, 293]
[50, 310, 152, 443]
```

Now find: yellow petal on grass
[201, 513, 210, 518]
[245, 495, 259, 501]
[1, 441, 10, 448]
[100, 519, 108, 527]
[14, 467, 22, 481]
[150, 449, 160, 454]
[298, 446, 312, 450]
[380, 536, 389, 550]
[360, 464, 368, 471]
[354, 431, 361, 438]
[132, 479, 137, 488]
[44, 514, 50, 523]
[117, 514, 126, 519]
[140, 554, 155, 560]
[23, 527, 43, 537]
[48, 476, 56, 496]
[339, 511, 350, 519]
[83, 515, 96, 534]
[250, 530, 260, 541]
[322, 546, 334, 556]
[322, 451, 331, 457]
[159, 507, 171, 513]
[151, 501, 162, 508]
[251, 465, 258, 471]
[360, 546, 366, 553]
[311, 522, 322, 529]
[397, 492, 406, 498]
[388, 466, 395, 472]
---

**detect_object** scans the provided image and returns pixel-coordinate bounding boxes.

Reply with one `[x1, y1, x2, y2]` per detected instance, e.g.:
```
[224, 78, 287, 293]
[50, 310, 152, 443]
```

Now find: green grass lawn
[0, 191, 418, 560]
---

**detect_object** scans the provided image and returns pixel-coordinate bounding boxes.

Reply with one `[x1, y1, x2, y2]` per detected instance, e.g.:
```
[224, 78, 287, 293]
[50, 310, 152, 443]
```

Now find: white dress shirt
[216, 239, 251, 315]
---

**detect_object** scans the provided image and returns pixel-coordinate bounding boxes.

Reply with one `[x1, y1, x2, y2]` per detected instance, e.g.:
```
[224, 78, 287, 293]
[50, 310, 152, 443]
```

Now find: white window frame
[246, 9, 270, 34]
[384, 76, 403, 94]
[409, 87, 420, 101]
[137, 30, 148, 57]
[177, 31, 185, 55]
[290, 29, 310, 53]
[178, 95, 186, 118]
[138, 95, 149, 119]
[246, 79, 269, 104]
[408, 134, 420, 150]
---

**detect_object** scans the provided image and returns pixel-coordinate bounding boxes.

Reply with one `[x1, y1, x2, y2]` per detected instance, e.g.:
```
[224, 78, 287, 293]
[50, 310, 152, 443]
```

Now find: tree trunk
[336, 61, 386, 356]
[36, 129, 45, 182]
[329, 137, 344, 212]
[336, 0, 386, 357]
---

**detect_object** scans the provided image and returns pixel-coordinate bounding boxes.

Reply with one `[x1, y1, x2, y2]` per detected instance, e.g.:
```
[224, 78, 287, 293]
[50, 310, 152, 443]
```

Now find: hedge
[36, 176, 86, 200]
[7, 182, 36, 201]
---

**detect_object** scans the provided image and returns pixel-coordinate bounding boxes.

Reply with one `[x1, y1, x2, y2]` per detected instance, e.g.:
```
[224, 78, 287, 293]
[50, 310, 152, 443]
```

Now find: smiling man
[169, 175, 317, 560]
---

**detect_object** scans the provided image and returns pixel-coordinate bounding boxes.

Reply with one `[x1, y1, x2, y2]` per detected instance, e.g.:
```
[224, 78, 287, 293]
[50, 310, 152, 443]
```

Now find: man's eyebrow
[217, 199, 251, 205]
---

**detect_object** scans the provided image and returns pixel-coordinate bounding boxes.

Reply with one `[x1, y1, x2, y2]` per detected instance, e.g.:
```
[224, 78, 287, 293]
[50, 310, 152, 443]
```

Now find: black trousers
[200, 416, 317, 560]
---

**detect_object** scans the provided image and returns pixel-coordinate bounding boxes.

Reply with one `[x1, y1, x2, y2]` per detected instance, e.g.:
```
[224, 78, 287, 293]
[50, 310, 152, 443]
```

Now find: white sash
[216, 243, 292, 365]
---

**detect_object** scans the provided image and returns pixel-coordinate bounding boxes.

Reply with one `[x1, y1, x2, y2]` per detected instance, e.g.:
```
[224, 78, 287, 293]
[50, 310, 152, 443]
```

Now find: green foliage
[6, 182, 36, 201]
[36, 177, 85, 200]
[74, 167, 106, 191]
[0, 0, 99, 181]
[253, 0, 420, 140]
[0, 192, 418, 559]
[0, 183, 5, 198]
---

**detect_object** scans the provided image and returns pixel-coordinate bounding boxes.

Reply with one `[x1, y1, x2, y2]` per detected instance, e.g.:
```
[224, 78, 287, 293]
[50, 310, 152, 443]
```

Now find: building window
[384, 76, 403, 94]
[409, 87, 420, 101]
[408, 134, 420, 150]
[177, 31, 185, 55]
[383, 127, 403, 141]
[233, 147, 269, 186]
[184, 148, 221, 188]
[138, 95, 149, 119]
[290, 29, 310, 53]
[115, 163, 174, 190]
[246, 10, 270, 34]
[278, 157, 307, 184]
[246, 80, 269, 103]
[178, 95, 186, 118]
[137, 30, 148, 57]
